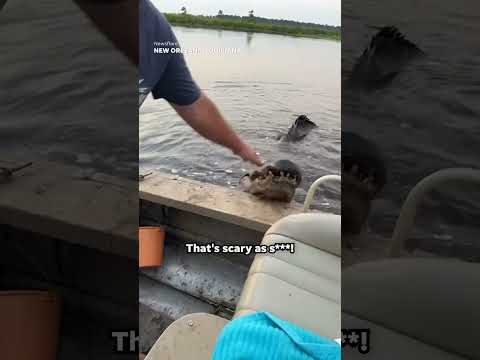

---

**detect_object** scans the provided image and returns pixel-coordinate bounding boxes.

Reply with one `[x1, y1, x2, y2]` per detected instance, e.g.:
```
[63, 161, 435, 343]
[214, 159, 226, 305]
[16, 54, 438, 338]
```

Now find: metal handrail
[303, 175, 341, 212]
[389, 168, 480, 257]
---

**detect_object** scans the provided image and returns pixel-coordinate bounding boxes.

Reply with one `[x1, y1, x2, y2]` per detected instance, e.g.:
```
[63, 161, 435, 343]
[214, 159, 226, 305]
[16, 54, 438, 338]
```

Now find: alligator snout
[239, 160, 302, 203]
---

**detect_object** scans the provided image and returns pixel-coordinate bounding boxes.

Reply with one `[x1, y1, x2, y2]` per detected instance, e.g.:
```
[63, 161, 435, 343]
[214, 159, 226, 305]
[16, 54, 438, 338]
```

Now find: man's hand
[233, 142, 264, 166]
[172, 93, 264, 166]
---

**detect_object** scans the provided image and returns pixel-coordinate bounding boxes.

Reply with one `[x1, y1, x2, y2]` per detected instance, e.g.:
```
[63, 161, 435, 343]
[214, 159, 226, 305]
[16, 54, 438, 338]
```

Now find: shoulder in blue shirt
[139, 0, 200, 105]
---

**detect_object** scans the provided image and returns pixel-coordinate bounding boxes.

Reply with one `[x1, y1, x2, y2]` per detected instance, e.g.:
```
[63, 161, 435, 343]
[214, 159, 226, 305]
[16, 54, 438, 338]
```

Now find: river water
[0, 0, 138, 178]
[140, 27, 341, 211]
[343, 0, 480, 256]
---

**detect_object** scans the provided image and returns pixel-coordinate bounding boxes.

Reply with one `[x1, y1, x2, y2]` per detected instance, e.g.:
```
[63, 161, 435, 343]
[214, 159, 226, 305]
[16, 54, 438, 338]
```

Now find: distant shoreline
[164, 13, 341, 41]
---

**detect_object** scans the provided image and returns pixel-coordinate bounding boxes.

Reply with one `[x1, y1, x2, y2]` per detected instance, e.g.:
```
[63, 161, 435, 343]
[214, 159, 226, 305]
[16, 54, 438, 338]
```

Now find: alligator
[239, 159, 302, 203]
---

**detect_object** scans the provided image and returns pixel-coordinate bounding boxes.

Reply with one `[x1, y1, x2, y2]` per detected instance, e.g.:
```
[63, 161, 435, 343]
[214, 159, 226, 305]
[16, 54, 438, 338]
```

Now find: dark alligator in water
[342, 131, 387, 247]
[279, 115, 317, 142]
[349, 26, 425, 89]
[239, 159, 302, 203]
[240, 132, 386, 237]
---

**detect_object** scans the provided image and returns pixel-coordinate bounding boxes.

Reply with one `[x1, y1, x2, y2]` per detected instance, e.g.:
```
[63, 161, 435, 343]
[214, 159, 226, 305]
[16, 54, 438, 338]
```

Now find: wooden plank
[0, 159, 306, 256]
[0, 160, 137, 258]
[139, 172, 305, 233]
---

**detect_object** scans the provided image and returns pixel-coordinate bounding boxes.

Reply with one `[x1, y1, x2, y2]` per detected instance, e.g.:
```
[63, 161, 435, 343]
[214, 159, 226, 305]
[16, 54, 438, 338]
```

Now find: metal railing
[303, 175, 341, 212]
[389, 168, 480, 257]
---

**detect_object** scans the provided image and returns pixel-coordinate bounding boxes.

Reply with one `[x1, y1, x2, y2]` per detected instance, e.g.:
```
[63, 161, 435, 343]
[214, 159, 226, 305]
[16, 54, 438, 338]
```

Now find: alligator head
[342, 132, 387, 246]
[349, 26, 425, 89]
[285, 115, 317, 142]
[239, 159, 302, 203]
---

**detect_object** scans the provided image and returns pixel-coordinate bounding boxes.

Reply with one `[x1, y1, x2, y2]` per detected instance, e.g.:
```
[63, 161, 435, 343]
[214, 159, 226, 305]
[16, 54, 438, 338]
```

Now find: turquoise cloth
[212, 312, 340, 360]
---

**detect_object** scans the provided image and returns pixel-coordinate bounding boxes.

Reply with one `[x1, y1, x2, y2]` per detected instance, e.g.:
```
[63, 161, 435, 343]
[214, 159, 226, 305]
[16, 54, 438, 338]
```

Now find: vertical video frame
[138, 0, 341, 358]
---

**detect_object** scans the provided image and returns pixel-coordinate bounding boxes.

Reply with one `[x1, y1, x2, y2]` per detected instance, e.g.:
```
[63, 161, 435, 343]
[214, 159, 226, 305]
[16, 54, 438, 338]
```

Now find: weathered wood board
[140, 172, 306, 233]
[0, 159, 137, 258]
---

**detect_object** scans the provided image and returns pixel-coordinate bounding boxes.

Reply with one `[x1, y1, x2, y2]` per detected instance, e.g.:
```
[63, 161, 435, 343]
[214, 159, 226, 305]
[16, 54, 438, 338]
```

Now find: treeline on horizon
[216, 14, 339, 31]
[164, 13, 340, 40]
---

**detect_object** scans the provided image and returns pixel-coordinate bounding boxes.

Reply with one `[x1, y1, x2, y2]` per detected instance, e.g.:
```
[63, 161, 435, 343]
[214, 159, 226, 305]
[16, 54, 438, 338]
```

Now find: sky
[153, 0, 341, 26]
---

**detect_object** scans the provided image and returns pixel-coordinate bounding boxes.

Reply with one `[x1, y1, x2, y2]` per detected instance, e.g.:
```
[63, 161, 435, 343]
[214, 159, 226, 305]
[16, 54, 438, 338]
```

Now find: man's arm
[172, 93, 263, 166]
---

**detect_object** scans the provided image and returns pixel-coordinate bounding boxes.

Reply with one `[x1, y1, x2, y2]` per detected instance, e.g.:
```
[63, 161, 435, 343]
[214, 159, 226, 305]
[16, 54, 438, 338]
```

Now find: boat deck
[140, 172, 305, 233]
[139, 172, 312, 351]
[0, 160, 314, 354]
[0, 159, 137, 258]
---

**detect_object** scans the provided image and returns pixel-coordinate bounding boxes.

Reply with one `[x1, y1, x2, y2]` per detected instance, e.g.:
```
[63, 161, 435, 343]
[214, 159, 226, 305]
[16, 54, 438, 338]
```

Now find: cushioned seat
[235, 213, 341, 340]
[343, 258, 480, 359]
[146, 313, 228, 360]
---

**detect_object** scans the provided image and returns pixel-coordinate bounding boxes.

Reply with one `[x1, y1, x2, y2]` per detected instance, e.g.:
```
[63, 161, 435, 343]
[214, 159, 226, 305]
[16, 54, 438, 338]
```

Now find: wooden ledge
[0, 160, 137, 258]
[0, 159, 307, 258]
[139, 172, 305, 233]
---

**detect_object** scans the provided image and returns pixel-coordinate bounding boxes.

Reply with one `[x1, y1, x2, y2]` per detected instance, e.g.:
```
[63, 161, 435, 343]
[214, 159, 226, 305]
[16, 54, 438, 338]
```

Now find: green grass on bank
[164, 13, 340, 41]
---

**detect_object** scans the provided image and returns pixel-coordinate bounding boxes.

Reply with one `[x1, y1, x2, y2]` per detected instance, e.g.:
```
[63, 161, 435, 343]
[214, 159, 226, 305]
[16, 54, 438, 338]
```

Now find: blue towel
[212, 312, 340, 360]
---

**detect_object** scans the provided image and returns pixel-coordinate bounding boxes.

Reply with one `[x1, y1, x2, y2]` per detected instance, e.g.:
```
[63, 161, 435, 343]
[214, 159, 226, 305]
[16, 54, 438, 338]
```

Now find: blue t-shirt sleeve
[151, 50, 201, 105]
[140, 0, 201, 106]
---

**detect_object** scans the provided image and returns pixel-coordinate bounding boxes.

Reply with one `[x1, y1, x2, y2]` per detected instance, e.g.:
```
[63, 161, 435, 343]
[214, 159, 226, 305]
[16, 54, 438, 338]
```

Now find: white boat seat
[343, 258, 480, 359]
[235, 213, 341, 340]
[145, 313, 228, 360]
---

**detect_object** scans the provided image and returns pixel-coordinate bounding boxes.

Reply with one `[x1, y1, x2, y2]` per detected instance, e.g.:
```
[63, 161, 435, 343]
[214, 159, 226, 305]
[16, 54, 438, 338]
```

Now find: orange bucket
[0, 290, 61, 360]
[139, 226, 165, 267]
